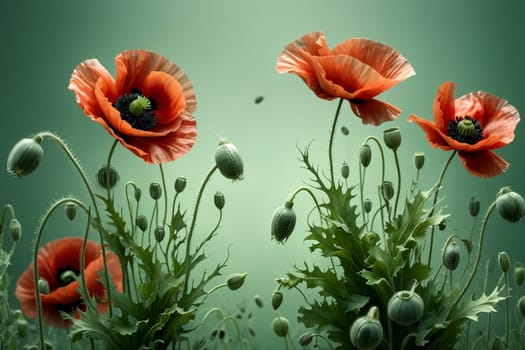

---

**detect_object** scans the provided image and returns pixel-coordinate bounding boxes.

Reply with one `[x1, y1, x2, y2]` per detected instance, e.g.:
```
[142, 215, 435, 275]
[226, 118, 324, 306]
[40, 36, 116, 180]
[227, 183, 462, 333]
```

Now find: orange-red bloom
[276, 32, 415, 125]
[408, 81, 520, 177]
[16, 237, 122, 328]
[69, 50, 197, 164]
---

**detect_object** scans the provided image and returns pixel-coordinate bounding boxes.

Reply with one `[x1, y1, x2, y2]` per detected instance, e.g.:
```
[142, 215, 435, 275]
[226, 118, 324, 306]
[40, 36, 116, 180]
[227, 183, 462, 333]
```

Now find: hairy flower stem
[32, 197, 90, 350]
[182, 165, 218, 297]
[328, 98, 344, 186]
[0, 204, 16, 251]
[38, 131, 114, 316]
[427, 150, 457, 266]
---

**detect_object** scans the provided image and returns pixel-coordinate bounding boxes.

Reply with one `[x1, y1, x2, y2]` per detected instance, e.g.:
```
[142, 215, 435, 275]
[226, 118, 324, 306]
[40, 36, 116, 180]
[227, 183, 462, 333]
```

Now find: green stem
[159, 164, 169, 226]
[427, 150, 457, 266]
[504, 270, 510, 348]
[182, 165, 218, 296]
[392, 150, 401, 219]
[288, 186, 324, 223]
[105, 140, 119, 200]
[328, 98, 344, 186]
[0, 204, 16, 251]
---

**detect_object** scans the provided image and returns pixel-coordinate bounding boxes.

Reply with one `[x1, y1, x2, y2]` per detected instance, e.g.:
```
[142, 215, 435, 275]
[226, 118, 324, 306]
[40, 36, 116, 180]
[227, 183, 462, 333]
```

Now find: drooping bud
[442, 240, 460, 271]
[136, 214, 148, 232]
[381, 181, 394, 201]
[254, 295, 264, 308]
[272, 290, 283, 310]
[272, 317, 289, 337]
[174, 176, 187, 193]
[514, 262, 524, 286]
[383, 127, 401, 151]
[9, 218, 21, 242]
[341, 162, 350, 179]
[149, 182, 162, 200]
[359, 144, 372, 168]
[414, 152, 425, 170]
[214, 192, 225, 210]
[154, 226, 165, 242]
[498, 251, 510, 273]
[271, 201, 296, 244]
[7, 136, 44, 177]
[215, 139, 244, 180]
[350, 306, 383, 350]
[363, 198, 372, 214]
[96, 166, 119, 189]
[37, 278, 50, 295]
[65, 202, 77, 221]
[298, 332, 314, 346]
[226, 273, 248, 291]
[469, 197, 480, 217]
[496, 190, 525, 223]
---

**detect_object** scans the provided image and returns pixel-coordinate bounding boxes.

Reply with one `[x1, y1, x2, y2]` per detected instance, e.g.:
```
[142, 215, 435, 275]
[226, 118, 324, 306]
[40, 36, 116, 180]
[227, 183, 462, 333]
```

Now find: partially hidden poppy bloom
[15, 237, 122, 328]
[408, 81, 520, 177]
[276, 31, 415, 125]
[69, 50, 197, 164]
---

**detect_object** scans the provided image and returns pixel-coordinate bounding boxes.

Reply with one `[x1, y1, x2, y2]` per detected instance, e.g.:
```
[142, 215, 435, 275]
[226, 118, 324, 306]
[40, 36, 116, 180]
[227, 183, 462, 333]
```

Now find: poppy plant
[15, 237, 122, 328]
[276, 31, 415, 125]
[408, 81, 520, 177]
[69, 50, 197, 164]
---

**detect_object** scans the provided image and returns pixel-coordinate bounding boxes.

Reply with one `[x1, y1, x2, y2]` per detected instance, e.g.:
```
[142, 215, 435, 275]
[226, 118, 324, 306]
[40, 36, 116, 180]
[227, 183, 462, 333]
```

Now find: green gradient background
[1, 0, 524, 348]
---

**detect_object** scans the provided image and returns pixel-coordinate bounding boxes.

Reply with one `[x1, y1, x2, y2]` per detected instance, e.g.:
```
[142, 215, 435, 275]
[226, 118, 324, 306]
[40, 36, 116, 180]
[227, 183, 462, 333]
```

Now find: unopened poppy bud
[38, 278, 49, 295]
[383, 127, 401, 151]
[518, 296, 525, 317]
[226, 273, 247, 290]
[7, 136, 44, 177]
[134, 187, 142, 202]
[359, 144, 372, 167]
[414, 152, 425, 170]
[341, 162, 350, 179]
[381, 181, 394, 201]
[350, 306, 383, 350]
[254, 295, 264, 308]
[65, 202, 77, 221]
[363, 198, 372, 214]
[271, 201, 296, 244]
[496, 190, 525, 223]
[154, 226, 165, 242]
[272, 290, 283, 310]
[298, 332, 314, 346]
[96, 166, 119, 189]
[149, 182, 162, 200]
[272, 316, 289, 337]
[16, 318, 28, 338]
[514, 262, 524, 286]
[469, 197, 480, 217]
[387, 286, 424, 326]
[214, 192, 225, 210]
[498, 251, 510, 273]
[9, 218, 21, 242]
[215, 139, 244, 180]
[442, 240, 460, 271]
[174, 176, 187, 193]
[136, 214, 148, 232]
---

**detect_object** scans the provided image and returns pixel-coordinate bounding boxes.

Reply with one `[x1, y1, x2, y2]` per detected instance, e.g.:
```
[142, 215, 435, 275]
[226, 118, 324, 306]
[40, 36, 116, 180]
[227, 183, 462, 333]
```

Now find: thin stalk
[288, 186, 324, 223]
[159, 164, 169, 226]
[504, 270, 510, 348]
[392, 149, 401, 218]
[328, 98, 344, 186]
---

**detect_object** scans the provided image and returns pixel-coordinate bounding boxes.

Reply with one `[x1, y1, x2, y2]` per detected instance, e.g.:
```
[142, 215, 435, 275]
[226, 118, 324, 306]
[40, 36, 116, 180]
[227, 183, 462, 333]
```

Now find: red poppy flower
[408, 81, 520, 177]
[276, 31, 415, 125]
[15, 237, 122, 328]
[69, 50, 197, 164]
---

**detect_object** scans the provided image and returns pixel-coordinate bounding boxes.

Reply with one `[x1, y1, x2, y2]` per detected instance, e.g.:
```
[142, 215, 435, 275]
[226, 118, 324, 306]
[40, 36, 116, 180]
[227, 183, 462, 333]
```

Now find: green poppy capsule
[9, 218, 21, 242]
[350, 306, 383, 350]
[514, 262, 524, 286]
[414, 152, 425, 170]
[272, 290, 283, 310]
[149, 182, 162, 200]
[7, 136, 44, 177]
[272, 317, 289, 337]
[214, 191, 225, 210]
[383, 127, 401, 151]
[174, 176, 187, 193]
[498, 251, 510, 273]
[96, 166, 119, 189]
[517, 295, 525, 317]
[359, 144, 372, 168]
[215, 139, 244, 180]
[226, 273, 247, 291]
[387, 289, 424, 326]
[496, 190, 525, 223]
[271, 201, 296, 244]
[443, 241, 460, 271]
[65, 202, 77, 221]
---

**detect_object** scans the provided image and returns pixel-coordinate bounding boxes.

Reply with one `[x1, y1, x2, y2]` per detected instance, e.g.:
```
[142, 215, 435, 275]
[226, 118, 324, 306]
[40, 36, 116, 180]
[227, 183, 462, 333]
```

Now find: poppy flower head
[69, 50, 197, 164]
[276, 32, 415, 125]
[15, 237, 122, 328]
[408, 81, 520, 177]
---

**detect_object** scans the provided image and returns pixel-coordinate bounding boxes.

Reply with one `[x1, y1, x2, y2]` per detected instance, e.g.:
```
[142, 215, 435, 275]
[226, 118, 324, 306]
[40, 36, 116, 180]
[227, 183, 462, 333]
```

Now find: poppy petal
[350, 99, 402, 125]
[140, 71, 187, 125]
[432, 81, 457, 132]
[457, 150, 509, 177]
[331, 38, 415, 82]
[408, 114, 452, 151]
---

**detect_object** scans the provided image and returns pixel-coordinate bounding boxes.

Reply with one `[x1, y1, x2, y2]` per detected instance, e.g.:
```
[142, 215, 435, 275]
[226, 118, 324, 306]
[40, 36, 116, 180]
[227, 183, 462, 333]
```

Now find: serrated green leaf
[449, 285, 505, 322]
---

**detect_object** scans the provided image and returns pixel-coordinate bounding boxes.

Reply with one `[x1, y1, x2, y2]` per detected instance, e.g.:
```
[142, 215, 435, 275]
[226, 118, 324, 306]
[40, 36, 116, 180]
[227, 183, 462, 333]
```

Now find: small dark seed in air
[255, 96, 264, 104]
[341, 126, 349, 135]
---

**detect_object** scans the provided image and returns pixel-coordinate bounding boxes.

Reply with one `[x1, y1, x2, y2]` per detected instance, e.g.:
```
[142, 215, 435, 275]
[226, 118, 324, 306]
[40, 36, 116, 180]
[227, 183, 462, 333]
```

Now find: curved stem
[105, 140, 119, 200]
[427, 150, 457, 266]
[392, 150, 402, 218]
[159, 164, 169, 226]
[182, 165, 218, 296]
[288, 186, 324, 223]
[328, 98, 344, 186]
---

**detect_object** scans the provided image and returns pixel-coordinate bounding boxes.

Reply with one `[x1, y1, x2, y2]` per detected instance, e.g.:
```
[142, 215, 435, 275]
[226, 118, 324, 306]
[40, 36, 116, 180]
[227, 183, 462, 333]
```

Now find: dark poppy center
[113, 88, 158, 131]
[56, 265, 80, 287]
[447, 116, 483, 145]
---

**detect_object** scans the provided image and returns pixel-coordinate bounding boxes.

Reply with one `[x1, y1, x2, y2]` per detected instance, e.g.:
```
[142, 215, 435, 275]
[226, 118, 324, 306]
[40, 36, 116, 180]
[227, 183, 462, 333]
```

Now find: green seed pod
[350, 306, 383, 350]
[149, 182, 162, 200]
[514, 262, 524, 286]
[363, 198, 372, 214]
[272, 317, 289, 337]
[154, 226, 165, 242]
[7, 136, 44, 177]
[174, 176, 187, 193]
[341, 161, 350, 179]
[214, 191, 225, 210]
[298, 332, 314, 346]
[469, 197, 480, 217]
[134, 187, 142, 202]
[387, 289, 424, 326]
[226, 273, 247, 291]
[271, 201, 296, 244]
[442, 241, 460, 271]
[16, 318, 28, 338]
[96, 166, 119, 189]
[498, 251, 510, 273]
[9, 218, 21, 242]
[65, 202, 77, 221]
[359, 144, 372, 168]
[136, 214, 148, 232]
[215, 139, 244, 180]
[254, 295, 264, 308]
[38, 278, 50, 295]
[496, 191, 525, 223]
[381, 181, 394, 201]
[272, 290, 283, 310]
[414, 152, 425, 170]
[383, 127, 402, 151]
[517, 295, 525, 317]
